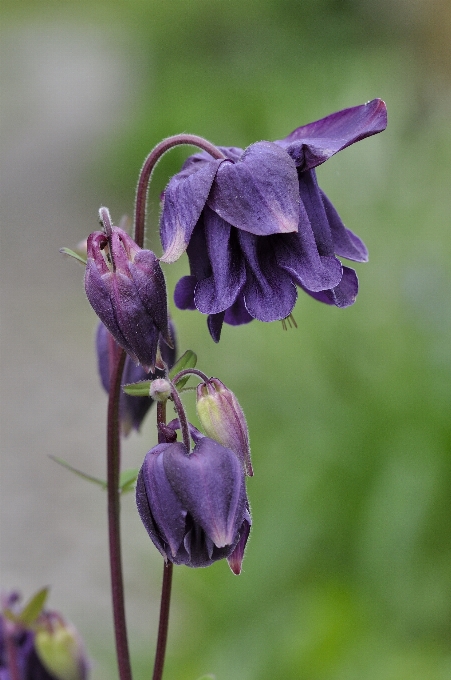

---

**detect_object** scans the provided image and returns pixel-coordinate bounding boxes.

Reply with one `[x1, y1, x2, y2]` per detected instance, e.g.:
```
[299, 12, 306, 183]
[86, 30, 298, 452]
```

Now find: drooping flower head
[136, 424, 251, 574]
[159, 99, 387, 341]
[96, 319, 177, 436]
[85, 209, 171, 370]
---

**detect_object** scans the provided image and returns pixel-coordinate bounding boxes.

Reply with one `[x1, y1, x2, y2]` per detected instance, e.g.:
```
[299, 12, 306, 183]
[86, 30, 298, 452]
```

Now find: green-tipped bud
[34, 613, 88, 680]
[149, 378, 172, 402]
[196, 378, 253, 476]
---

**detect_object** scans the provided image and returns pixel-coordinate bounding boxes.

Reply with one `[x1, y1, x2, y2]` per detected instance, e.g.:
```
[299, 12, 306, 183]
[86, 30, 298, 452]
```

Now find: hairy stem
[169, 385, 191, 452]
[133, 134, 225, 248]
[107, 348, 132, 680]
[172, 367, 210, 385]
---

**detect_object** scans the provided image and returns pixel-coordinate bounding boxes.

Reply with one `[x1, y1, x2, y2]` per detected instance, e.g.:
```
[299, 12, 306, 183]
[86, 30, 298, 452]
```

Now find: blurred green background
[1, 0, 451, 679]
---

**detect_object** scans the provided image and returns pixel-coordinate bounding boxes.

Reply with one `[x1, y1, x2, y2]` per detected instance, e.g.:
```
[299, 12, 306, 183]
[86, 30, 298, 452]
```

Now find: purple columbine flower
[85, 218, 171, 370]
[96, 320, 177, 436]
[136, 431, 251, 574]
[160, 99, 387, 341]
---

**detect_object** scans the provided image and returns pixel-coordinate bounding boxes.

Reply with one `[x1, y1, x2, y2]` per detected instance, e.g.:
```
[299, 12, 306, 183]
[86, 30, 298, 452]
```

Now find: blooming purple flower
[85, 222, 170, 370]
[136, 431, 251, 573]
[160, 99, 387, 341]
[96, 320, 177, 436]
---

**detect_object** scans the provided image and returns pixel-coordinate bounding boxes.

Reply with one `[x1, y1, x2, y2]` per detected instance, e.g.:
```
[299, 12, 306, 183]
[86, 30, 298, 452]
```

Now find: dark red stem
[152, 562, 174, 680]
[172, 367, 210, 385]
[133, 134, 225, 248]
[107, 348, 132, 680]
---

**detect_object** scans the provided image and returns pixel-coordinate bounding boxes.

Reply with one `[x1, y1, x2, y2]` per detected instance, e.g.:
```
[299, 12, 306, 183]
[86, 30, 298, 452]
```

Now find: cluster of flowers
[83, 99, 387, 572]
[0, 591, 88, 680]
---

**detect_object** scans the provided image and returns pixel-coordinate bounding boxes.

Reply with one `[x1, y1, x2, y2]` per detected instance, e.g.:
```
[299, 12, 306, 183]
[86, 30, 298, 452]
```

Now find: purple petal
[297, 169, 335, 257]
[207, 141, 300, 236]
[275, 208, 343, 292]
[320, 190, 368, 262]
[227, 505, 252, 575]
[194, 208, 246, 314]
[84, 262, 137, 362]
[207, 312, 225, 343]
[174, 276, 197, 310]
[185, 218, 212, 280]
[277, 99, 387, 170]
[224, 293, 254, 326]
[130, 250, 171, 344]
[303, 266, 359, 307]
[160, 159, 222, 262]
[239, 231, 298, 322]
[139, 444, 188, 558]
[164, 437, 246, 548]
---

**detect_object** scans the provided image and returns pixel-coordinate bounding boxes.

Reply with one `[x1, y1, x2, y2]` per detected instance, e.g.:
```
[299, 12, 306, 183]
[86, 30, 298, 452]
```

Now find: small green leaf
[59, 247, 87, 265]
[20, 588, 49, 626]
[170, 350, 197, 388]
[49, 456, 107, 490]
[119, 468, 139, 494]
[122, 380, 152, 397]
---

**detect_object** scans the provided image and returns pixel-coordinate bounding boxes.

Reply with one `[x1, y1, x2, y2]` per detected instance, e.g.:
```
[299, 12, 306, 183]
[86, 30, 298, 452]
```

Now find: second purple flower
[160, 99, 387, 341]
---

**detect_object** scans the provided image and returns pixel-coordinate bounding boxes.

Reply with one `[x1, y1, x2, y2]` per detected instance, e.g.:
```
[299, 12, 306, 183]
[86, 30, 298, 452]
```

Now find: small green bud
[35, 613, 88, 680]
[196, 378, 253, 476]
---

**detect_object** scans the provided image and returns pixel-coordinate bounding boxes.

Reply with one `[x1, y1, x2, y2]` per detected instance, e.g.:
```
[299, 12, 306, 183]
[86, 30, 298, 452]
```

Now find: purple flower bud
[85, 219, 170, 371]
[96, 320, 177, 436]
[196, 378, 253, 476]
[136, 436, 251, 572]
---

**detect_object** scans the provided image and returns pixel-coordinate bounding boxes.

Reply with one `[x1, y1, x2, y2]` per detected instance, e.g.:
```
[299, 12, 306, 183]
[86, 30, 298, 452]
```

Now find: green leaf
[59, 247, 87, 265]
[195, 675, 216, 680]
[119, 468, 139, 494]
[122, 380, 152, 397]
[170, 350, 197, 388]
[49, 456, 107, 490]
[19, 588, 49, 626]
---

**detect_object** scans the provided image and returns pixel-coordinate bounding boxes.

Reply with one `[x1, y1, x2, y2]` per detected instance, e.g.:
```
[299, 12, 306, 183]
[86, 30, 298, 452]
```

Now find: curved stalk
[133, 134, 225, 248]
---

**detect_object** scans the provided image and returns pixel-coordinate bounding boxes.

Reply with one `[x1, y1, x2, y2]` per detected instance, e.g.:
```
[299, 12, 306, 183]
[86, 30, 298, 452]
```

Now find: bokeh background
[1, 1, 451, 678]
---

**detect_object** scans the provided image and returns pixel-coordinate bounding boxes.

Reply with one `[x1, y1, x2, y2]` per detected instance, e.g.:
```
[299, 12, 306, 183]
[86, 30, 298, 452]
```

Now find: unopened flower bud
[149, 378, 172, 402]
[34, 612, 88, 680]
[196, 378, 253, 476]
[85, 211, 171, 371]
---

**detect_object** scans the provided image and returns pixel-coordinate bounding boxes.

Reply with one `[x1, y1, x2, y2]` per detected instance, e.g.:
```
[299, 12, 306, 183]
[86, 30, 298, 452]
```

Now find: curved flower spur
[160, 99, 387, 340]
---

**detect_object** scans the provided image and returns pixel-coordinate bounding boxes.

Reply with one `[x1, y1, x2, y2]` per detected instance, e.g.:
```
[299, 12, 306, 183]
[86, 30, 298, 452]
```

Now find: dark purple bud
[85, 216, 170, 371]
[196, 378, 253, 476]
[136, 437, 251, 571]
[96, 320, 177, 436]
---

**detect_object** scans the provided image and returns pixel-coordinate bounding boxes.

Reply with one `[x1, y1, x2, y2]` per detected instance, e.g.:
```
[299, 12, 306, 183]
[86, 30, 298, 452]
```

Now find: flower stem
[107, 348, 132, 680]
[133, 134, 226, 248]
[169, 384, 191, 452]
[152, 562, 173, 680]
[172, 367, 210, 385]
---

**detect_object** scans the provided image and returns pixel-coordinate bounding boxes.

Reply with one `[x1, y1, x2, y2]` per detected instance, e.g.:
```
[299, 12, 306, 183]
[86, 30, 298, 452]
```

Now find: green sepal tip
[19, 587, 49, 627]
[122, 380, 152, 397]
[170, 350, 197, 388]
[119, 468, 139, 494]
[59, 247, 87, 265]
